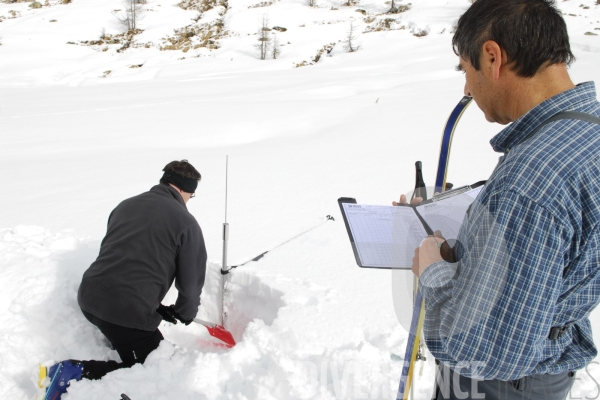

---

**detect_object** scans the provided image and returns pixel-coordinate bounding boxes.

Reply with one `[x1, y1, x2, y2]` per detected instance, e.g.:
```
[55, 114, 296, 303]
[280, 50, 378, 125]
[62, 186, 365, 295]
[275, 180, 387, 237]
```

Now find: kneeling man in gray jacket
[40, 160, 207, 399]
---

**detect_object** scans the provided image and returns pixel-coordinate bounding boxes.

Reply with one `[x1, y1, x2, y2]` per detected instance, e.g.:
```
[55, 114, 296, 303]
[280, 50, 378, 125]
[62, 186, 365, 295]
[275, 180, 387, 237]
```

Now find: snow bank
[0, 226, 413, 399]
[3, 225, 597, 399]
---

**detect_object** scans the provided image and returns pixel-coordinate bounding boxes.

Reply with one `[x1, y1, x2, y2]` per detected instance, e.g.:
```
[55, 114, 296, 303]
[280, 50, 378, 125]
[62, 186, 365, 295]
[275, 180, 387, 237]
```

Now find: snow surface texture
[1, 0, 600, 398]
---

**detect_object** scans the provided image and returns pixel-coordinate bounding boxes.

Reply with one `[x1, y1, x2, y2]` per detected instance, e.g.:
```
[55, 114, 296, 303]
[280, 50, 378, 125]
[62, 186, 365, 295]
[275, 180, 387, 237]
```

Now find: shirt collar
[489, 82, 598, 154]
[151, 183, 187, 207]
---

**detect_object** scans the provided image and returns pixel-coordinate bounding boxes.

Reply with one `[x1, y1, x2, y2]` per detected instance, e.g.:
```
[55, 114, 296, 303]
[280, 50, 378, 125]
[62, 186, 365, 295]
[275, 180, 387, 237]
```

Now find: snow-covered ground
[1, 0, 600, 398]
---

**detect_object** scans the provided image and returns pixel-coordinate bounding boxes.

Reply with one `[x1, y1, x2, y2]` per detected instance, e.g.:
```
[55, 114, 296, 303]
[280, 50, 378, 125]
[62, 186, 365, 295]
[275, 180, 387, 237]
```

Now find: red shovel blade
[206, 325, 236, 348]
[194, 319, 236, 348]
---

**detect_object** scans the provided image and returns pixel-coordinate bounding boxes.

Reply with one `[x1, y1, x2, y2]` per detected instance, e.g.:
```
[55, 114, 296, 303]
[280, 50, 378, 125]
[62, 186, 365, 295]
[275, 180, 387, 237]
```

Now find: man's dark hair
[160, 160, 201, 183]
[452, 0, 575, 77]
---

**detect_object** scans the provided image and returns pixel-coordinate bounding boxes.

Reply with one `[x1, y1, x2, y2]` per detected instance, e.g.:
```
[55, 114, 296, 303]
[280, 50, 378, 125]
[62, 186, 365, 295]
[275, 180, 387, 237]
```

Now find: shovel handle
[193, 318, 216, 328]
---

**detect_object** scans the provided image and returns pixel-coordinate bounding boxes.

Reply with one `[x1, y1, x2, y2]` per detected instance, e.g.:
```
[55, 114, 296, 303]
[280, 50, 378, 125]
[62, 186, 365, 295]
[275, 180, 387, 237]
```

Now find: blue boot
[39, 360, 84, 400]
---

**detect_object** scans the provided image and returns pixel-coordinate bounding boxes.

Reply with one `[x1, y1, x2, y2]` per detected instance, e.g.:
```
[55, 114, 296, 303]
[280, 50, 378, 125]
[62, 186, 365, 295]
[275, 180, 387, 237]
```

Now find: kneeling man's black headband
[162, 172, 198, 194]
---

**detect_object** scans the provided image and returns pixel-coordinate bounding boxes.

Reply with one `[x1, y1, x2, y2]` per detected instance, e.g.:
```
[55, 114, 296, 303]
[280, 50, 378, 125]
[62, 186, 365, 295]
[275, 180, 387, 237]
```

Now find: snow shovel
[194, 318, 236, 348]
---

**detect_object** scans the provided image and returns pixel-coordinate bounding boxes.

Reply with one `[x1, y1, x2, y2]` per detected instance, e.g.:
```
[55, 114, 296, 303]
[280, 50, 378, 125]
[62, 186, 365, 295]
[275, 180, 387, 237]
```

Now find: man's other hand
[393, 193, 424, 206]
[157, 304, 178, 324]
[157, 304, 194, 325]
[175, 311, 193, 326]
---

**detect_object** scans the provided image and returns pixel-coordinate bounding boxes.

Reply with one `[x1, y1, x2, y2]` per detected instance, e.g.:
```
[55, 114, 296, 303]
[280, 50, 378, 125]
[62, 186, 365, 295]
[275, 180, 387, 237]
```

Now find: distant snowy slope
[0, 0, 476, 85]
[1, 0, 597, 85]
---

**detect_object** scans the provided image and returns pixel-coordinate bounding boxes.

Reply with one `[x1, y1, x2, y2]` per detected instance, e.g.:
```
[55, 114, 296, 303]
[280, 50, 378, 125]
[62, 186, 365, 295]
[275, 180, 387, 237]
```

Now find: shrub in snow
[178, 0, 226, 13]
[77, 29, 145, 53]
[294, 60, 309, 68]
[161, 0, 228, 52]
[248, 1, 273, 8]
[293, 43, 334, 68]
[363, 15, 376, 23]
[343, 20, 359, 52]
[388, 2, 409, 13]
[312, 42, 335, 62]
[271, 33, 281, 59]
[161, 18, 227, 51]
[29, 1, 42, 8]
[114, 0, 145, 33]
[413, 28, 428, 37]
[364, 17, 405, 33]
[256, 15, 271, 60]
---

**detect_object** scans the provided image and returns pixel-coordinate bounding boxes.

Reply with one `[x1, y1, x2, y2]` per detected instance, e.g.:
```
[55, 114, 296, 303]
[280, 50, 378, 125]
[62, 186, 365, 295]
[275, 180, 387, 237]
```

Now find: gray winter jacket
[78, 183, 207, 331]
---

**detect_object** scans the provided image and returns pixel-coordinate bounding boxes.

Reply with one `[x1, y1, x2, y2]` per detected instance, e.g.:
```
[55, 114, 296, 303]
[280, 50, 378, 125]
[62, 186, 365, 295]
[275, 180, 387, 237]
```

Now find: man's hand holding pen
[412, 231, 456, 277]
[392, 193, 455, 276]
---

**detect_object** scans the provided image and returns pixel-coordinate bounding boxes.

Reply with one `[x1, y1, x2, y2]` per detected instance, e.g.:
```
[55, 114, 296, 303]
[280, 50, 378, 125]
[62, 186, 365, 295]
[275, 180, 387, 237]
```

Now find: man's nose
[464, 82, 471, 96]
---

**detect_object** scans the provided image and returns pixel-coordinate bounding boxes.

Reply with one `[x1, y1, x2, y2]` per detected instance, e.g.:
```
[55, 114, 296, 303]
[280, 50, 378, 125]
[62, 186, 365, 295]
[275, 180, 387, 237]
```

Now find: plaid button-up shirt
[420, 82, 600, 380]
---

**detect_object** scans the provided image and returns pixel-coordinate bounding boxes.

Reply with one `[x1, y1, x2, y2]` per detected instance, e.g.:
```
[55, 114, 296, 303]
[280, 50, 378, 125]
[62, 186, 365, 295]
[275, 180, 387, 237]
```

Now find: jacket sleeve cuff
[419, 260, 457, 289]
[419, 261, 458, 308]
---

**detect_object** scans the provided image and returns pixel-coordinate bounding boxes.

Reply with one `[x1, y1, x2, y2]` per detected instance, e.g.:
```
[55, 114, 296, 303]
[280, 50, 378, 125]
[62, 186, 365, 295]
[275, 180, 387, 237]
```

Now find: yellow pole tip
[38, 365, 48, 389]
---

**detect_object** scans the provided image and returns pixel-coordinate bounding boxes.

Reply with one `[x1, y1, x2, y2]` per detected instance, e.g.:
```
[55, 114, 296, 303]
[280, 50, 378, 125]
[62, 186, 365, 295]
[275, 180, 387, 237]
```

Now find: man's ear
[481, 40, 503, 80]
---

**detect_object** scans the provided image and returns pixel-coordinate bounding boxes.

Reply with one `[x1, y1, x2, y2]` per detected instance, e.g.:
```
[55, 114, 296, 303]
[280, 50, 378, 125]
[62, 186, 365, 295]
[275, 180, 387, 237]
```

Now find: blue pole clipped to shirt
[396, 96, 472, 400]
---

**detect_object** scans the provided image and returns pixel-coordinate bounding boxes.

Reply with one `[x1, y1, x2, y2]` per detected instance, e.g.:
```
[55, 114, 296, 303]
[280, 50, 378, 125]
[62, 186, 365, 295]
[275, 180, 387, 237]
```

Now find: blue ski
[396, 96, 472, 400]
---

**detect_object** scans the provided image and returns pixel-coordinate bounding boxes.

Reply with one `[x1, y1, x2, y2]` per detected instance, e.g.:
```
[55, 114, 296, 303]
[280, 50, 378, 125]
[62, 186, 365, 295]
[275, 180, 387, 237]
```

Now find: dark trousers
[435, 362, 576, 400]
[79, 309, 163, 380]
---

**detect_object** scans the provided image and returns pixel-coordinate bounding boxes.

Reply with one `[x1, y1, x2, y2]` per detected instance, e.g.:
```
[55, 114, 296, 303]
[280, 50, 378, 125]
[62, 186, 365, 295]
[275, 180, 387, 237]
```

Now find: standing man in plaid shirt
[409, 0, 600, 398]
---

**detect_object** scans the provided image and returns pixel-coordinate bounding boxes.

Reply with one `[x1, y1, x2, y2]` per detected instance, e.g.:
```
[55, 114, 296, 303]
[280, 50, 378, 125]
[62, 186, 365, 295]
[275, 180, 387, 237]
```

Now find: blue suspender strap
[521, 111, 600, 144]
[496, 111, 600, 170]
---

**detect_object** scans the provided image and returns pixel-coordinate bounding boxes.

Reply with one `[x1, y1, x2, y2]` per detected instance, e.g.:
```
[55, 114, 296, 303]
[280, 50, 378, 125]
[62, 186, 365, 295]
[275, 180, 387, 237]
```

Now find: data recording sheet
[341, 184, 483, 269]
[342, 203, 427, 268]
[415, 185, 483, 240]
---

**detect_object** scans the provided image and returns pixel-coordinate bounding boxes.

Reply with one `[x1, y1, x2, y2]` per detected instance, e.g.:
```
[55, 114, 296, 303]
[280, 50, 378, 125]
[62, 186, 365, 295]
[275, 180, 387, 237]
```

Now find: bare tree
[343, 20, 359, 52]
[115, 0, 145, 33]
[271, 33, 281, 59]
[388, 0, 397, 13]
[306, 0, 316, 7]
[255, 15, 271, 60]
